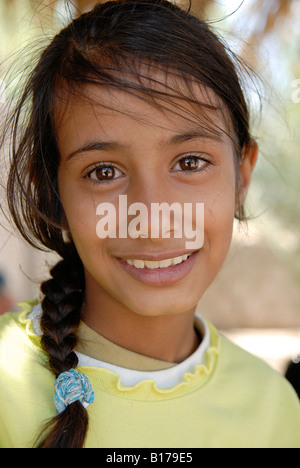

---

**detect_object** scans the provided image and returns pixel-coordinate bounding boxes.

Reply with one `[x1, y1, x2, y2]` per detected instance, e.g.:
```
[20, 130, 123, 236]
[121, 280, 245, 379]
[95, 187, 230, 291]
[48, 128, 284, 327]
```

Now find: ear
[237, 139, 258, 207]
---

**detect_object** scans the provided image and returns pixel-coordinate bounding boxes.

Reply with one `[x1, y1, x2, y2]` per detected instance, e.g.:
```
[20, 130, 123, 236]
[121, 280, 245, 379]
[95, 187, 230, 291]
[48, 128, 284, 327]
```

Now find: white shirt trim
[28, 303, 210, 388]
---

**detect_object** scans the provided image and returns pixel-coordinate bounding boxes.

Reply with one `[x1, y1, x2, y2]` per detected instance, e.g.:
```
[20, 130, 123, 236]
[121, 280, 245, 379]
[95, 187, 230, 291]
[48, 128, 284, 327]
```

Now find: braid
[36, 246, 89, 449]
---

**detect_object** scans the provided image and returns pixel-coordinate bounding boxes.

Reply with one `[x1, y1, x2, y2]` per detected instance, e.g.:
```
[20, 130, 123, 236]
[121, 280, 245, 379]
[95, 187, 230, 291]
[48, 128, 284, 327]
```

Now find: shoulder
[216, 331, 300, 446]
[0, 301, 56, 448]
[218, 331, 297, 396]
[0, 300, 47, 368]
[219, 332, 287, 379]
[0, 300, 41, 341]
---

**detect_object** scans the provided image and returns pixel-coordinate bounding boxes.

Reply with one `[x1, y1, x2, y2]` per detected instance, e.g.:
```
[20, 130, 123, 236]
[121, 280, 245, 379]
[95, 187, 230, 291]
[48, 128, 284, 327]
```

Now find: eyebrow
[167, 129, 223, 145]
[65, 128, 223, 162]
[66, 141, 123, 161]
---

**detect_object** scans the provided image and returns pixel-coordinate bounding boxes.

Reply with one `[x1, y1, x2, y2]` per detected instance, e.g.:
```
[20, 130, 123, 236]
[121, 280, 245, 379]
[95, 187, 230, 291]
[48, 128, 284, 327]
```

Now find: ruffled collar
[19, 300, 220, 399]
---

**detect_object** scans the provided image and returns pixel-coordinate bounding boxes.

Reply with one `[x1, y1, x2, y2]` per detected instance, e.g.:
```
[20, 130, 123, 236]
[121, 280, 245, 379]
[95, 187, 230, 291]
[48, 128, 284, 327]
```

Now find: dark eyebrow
[66, 141, 124, 161]
[165, 128, 224, 146]
[65, 128, 223, 162]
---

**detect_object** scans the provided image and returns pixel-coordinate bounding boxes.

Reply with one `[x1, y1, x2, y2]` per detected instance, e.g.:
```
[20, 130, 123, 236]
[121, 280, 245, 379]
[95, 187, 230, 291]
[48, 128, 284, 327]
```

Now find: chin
[125, 293, 200, 318]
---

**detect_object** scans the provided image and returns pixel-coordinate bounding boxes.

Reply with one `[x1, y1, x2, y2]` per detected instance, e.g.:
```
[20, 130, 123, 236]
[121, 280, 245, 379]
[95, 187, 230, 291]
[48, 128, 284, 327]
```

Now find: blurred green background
[0, 1, 299, 359]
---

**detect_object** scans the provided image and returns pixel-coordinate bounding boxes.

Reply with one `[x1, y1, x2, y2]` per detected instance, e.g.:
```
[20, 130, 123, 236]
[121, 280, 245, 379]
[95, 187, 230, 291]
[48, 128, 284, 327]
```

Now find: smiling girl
[0, 0, 299, 449]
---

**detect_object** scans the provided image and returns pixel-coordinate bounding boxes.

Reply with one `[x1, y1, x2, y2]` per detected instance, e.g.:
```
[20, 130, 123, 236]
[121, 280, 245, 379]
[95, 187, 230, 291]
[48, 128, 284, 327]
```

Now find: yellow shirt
[0, 301, 299, 448]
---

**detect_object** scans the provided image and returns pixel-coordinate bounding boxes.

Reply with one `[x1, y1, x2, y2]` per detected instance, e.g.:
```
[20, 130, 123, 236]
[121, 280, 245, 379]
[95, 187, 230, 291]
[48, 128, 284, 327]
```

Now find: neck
[82, 276, 200, 364]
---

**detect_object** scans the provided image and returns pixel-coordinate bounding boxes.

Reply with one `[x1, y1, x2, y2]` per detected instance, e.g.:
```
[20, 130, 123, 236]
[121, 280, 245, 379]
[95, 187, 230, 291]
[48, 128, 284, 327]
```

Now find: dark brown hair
[3, 0, 255, 448]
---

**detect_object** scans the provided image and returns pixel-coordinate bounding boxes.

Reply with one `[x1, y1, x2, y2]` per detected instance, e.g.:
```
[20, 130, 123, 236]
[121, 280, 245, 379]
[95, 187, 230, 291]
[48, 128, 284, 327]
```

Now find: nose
[121, 177, 184, 241]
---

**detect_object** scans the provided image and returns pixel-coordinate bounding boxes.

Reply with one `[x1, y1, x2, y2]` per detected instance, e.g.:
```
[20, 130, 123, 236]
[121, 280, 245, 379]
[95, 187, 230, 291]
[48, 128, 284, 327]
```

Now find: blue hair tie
[54, 369, 95, 414]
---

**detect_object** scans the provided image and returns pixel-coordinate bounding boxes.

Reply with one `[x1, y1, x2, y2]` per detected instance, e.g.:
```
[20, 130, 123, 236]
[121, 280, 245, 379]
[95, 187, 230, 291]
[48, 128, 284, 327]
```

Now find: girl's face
[57, 77, 257, 318]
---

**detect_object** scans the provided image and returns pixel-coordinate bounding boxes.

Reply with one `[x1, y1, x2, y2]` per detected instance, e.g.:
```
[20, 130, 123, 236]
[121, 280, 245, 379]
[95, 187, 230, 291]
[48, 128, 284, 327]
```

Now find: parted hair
[4, 0, 254, 448]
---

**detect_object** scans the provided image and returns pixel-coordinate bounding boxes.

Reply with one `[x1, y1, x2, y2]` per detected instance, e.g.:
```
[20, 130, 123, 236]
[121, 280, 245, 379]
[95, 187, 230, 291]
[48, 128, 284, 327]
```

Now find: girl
[0, 0, 299, 449]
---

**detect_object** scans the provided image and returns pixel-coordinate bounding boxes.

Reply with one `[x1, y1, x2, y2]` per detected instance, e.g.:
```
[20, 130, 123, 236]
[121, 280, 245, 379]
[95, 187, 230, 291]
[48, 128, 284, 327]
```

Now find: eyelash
[84, 153, 212, 185]
[85, 163, 123, 185]
[172, 153, 211, 173]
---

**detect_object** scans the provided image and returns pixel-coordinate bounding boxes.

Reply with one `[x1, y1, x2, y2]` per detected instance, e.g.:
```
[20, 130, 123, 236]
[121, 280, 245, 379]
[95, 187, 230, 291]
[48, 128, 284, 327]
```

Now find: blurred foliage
[223, 0, 300, 281]
[0, 0, 299, 278]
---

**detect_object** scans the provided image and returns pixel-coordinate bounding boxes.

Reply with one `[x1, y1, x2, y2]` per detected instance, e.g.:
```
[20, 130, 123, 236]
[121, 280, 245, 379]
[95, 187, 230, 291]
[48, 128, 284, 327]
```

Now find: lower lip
[115, 251, 199, 286]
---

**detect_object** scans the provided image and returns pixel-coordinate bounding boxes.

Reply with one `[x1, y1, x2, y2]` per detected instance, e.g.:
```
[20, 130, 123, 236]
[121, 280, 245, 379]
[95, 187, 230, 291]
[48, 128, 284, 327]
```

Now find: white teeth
[144, 260, 159, 269]
[124, 253, 191, 269]
[133, 259, 145, 269]
[158, 258, 173, 268]
[173, 256, 183, 265]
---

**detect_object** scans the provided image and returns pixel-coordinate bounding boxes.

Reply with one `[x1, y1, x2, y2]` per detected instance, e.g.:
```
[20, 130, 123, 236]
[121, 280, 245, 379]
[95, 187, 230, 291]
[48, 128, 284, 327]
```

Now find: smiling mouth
[115, 250, 200, 286]
[121, 253, 192, 269]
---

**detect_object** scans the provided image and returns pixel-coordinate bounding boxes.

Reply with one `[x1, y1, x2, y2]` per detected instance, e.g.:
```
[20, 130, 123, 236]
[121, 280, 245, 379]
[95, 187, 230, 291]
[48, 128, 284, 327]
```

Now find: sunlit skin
[56, 77, 257, 363]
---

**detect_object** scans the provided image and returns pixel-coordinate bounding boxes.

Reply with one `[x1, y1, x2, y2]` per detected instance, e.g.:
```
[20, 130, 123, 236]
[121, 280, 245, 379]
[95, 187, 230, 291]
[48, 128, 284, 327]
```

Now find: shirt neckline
[28, 303, 211, 388]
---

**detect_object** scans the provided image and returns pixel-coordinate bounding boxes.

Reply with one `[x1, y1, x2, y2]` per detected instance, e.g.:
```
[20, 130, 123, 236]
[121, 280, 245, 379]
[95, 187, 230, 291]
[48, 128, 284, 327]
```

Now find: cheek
[202, 162, 236, 260]
[58, 172, 100, 252]
[205, 178, 236, 228]
[63, 195, 97, 238]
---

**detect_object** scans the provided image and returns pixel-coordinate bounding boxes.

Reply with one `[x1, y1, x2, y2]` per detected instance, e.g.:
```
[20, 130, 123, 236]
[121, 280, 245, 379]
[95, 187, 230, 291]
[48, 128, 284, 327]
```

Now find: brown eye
[173, 154, 209, 173]
[179, 156, 200, 170]
[86, 164, 123, 183]
[95, 166, 114, 180]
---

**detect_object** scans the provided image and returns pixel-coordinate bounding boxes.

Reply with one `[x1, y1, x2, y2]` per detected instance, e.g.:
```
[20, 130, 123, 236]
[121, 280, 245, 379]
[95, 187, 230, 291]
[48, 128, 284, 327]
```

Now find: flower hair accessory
[54, 369, 95, 414]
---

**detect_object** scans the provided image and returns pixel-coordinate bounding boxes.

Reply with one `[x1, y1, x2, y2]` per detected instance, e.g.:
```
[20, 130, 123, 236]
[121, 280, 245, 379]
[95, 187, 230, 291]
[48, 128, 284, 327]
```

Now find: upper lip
[115, 250, 198, 261]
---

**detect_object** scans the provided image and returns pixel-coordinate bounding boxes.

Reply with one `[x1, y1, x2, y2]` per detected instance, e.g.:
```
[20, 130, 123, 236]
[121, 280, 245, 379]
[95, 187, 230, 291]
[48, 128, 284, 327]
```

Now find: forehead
[55, 66, 234, 148]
